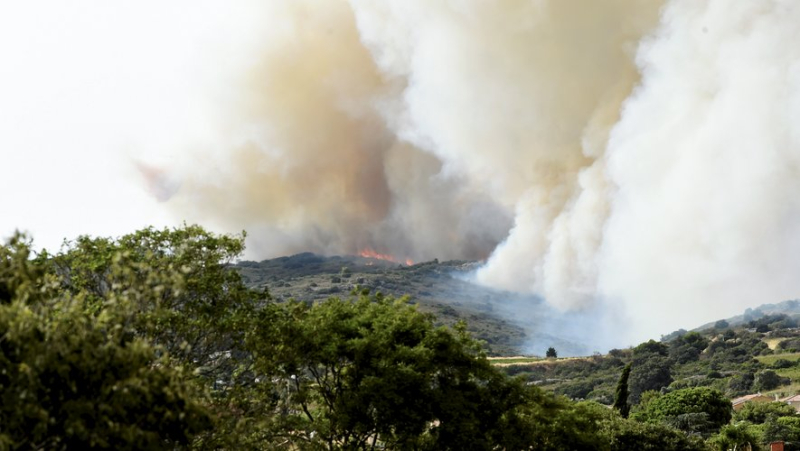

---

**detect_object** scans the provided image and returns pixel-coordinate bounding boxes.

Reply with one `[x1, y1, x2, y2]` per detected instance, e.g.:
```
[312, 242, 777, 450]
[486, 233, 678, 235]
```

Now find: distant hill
[693, 299, 800, 332]
[233, 253, 601, 356]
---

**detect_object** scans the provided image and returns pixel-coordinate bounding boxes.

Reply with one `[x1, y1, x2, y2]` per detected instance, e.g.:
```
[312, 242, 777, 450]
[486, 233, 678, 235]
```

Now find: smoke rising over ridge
[153, 0, 800, 344]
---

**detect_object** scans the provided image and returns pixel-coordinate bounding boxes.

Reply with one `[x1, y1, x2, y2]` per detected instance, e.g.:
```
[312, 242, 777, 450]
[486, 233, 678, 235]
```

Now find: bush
[634, 340, 669, 357]
[579, 402, 708, 451]
[629, 355, 673, 404]
[778, 338, 800, 352]
[733, 401, 796, 424]
[631, 387, 732, 435]
[770, 358, 797, 369]
[754, 370, 789, 392]
[557, 380, 598, 400]
[727, 372, 755, 397]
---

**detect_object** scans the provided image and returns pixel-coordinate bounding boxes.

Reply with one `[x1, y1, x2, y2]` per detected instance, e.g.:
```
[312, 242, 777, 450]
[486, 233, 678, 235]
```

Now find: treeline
[0, 225, 755, 449]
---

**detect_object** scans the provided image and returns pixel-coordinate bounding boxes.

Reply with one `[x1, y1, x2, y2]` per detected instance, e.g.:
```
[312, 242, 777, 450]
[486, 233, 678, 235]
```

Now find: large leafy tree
[37, 226, 275, 449]
[762, 416, 800, 447]
[0, 234, 211, 449]
[628, 355, 673, 405]
[579, 402, 709, 451]
[709, 422, 760, 451]
[733, 401, 796, 424]
[246, 292, 543, 450]
[46, 225, 264, 379]
[631, 387, 732, 435]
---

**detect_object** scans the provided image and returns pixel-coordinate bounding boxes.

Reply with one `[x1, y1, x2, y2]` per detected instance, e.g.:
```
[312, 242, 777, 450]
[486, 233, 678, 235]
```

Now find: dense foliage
[7, 225, 800, 449]
[0, 233, 211, 450]
[631, 387, 732, 435]
[498, 300, 800, 449]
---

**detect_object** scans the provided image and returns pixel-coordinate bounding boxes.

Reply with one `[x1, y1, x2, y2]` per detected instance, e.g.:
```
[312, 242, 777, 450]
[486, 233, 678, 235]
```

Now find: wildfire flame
[359, 248, 413, 266]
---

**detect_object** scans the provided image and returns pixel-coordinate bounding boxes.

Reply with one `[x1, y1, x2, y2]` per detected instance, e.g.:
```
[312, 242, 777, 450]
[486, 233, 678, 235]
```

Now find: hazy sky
[0, 2, 259, 250]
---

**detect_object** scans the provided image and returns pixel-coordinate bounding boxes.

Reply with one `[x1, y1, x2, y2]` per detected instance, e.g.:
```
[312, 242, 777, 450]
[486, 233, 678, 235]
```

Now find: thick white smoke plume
[163, 0, 800, 344]
[601, 0, 800, 338]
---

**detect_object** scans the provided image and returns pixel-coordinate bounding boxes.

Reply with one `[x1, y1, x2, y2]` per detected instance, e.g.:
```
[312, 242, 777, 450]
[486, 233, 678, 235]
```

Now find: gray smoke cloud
[167, 0, 800, 345]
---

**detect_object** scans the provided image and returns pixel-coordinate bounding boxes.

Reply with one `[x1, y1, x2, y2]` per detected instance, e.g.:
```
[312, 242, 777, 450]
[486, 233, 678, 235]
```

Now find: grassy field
[487, 356, 542, 365]
[755, 352, 800, 365]
[753, 353, 800, 397]
[487, 356, 594, 367]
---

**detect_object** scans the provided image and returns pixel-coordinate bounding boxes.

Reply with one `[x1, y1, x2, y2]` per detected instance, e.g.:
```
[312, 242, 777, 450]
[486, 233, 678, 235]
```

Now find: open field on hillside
[487, 356, 542, 365]
[764, 337, 787, 350]
[488, 356, 594, 367]
[755, 352, 800, 365]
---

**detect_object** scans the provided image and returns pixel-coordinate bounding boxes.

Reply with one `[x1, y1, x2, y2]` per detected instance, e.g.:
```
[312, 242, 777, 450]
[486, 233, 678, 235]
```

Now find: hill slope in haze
[234, 253, 605, 356]
[693, 299, 800, 332]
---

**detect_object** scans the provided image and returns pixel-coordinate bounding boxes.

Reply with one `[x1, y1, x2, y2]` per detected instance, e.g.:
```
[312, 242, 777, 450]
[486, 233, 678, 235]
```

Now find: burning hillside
[359, 248, 413, 266]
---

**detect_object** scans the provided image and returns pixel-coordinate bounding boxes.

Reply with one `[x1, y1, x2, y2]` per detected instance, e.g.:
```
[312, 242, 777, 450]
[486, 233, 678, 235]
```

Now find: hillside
[234, 252, 600, 356]
[496, 309, 800, 408]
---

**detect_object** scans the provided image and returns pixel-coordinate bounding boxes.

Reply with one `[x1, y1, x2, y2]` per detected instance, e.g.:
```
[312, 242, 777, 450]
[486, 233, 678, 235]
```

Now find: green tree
[39, 226, 278, 448]
[579, 402, 708, 451]
[0, 234, 211, 449]
[491, 392, 607, 451]
[669, 331, 709, 364]
[709, 422, 760, 451]
[47, 225, 264, 379]
[629, 355, 673, 404]
[546, 347, 557, 358]
[734, 401, 796, 424]
[613, 363, 632, 418]
[754, 370, 786, 392]
[633, 340, 669, 357]
[245, 292, 592, 450]
[762, 416, 800, 448]
[631, 387, 732, 435]
[728, 372, 755, 397]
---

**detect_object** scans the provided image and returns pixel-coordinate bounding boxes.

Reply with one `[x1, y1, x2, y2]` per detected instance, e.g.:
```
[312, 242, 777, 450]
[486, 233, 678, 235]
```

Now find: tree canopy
[0, 225, 766, 450]
[631, 387, 732, 435]
[0, 233, 211, 449]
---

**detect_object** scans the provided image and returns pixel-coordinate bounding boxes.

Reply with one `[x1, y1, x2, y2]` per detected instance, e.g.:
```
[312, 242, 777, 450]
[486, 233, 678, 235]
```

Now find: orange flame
[359, 248, 413, 266]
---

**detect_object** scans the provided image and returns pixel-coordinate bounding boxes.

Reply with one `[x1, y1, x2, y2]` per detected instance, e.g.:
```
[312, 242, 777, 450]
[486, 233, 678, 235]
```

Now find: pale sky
[0, 1, 261, 251]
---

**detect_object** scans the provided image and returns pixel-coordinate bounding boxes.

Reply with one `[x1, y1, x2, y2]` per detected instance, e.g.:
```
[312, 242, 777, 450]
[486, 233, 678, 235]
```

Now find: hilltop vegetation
[5, 224, 800, 449]
[235, 253, 526, 355]
[235, 253, 603, 357]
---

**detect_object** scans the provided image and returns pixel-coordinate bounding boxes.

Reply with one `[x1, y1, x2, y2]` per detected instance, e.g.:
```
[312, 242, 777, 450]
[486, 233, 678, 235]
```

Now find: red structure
[771, 441, 784, 451]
